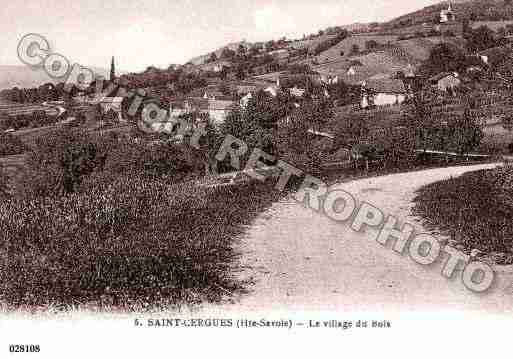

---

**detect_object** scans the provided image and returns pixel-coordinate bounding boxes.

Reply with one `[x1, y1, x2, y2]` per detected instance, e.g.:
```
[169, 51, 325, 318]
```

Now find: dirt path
[214, 163, 513, 313]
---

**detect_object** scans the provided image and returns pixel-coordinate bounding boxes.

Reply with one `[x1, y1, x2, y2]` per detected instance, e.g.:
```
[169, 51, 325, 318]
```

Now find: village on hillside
[1, 0, 513, 317]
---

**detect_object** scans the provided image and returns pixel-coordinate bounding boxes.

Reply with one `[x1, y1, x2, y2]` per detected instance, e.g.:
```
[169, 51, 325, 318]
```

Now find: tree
[220, 48, 236, 59]
[0, 163, 9, 200]
[402, 89, 440, 152]
[365, 40, 379, 51]
[218, 82, 231, 96]
[448, 108, 483, 155]
[17, 128, 109, 197]
[465, 25, 497, 52]
[208, 52, 218, 63]
[235, 64, 246, 80]
[420, 43, 467, 77]
[102, 109, 119, 125]
[237, 44, 247, 58]
[350, 44, 360, 56]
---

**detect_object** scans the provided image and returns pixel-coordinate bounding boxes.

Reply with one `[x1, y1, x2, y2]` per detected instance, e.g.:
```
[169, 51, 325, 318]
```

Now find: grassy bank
[0, 175, 284, 311]
[412, 164, 513, 265]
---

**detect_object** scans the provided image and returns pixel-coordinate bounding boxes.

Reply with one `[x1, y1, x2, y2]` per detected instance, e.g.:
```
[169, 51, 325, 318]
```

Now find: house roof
[204, 90, 224, 98]
[362, 78, 406, 94]
[428, 72, 458, 83]
[208, 99, 235, 111]
[237, 85, 258, 95]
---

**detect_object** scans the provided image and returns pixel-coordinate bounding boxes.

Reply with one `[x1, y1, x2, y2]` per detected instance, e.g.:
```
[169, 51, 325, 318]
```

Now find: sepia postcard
[1, 0, 512, 357]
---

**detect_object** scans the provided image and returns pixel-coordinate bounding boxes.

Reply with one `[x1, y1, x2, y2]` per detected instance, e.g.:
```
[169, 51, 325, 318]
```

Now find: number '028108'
[9, 345, 40, 353]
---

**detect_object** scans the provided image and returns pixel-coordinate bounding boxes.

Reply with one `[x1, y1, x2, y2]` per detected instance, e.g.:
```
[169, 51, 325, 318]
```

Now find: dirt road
[218, 163, 513, 313]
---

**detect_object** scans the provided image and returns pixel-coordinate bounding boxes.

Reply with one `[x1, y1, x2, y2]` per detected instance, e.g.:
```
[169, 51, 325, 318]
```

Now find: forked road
[217, 163, 513, 313]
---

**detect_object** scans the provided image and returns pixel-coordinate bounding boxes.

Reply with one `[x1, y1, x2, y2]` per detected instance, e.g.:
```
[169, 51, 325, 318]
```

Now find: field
[0, 100, 58, 117]
[316, 34, 399, 62]
[314, 50, 408, 85]
[289, 33, 339, 52]
[471, 20, 513, 31]
[311, 33, 464, 82]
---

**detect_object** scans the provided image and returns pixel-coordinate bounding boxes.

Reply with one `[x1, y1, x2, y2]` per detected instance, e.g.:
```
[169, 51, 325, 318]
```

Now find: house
[240, 92, 253, 108]
[360, 78, 406, 108]
[169, 98, 209, 117]
[203, 90, 224, 100]
[479, 47, 512, 66]
[268, 49, 290, 60]
[236, 85, 258, 96]
[264, 84, 279, 97]
[290, 86, 306, 97]
[429, 72, 461, 92]
[321, 74, 339, 85]
[208, 99, 236, 124]
[169, 97, 234, 125]
[347, 66, 358, 76]
[99, 97, 124, 122]
[200, 60, 231, 73]
[440, 2, 455, 23]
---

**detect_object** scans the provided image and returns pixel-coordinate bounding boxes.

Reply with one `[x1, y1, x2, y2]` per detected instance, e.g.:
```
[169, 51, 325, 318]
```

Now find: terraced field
[0, 101, 59, 117]
[289, 33, 339, 51]
[316, 33, 398, 62]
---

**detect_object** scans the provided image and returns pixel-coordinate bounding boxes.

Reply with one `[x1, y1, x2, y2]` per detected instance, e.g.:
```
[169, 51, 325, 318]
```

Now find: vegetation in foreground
[413, 165, 513, 265]
[0, 126, 286, 311]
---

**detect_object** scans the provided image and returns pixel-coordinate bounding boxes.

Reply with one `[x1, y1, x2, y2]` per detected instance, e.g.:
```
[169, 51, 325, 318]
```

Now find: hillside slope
[384, 0, 513, 29]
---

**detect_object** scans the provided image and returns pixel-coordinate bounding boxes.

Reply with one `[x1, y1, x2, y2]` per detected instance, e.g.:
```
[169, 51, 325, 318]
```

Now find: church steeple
[110, 56, 116, 81]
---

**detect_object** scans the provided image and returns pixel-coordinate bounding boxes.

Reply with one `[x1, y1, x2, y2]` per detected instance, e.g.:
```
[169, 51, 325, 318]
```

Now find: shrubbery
[0, 133, 27, 156]
[0, 174, 282, 308]
[413, 165, 513, 264]
[313, 30, 349, 55]
[0, 125, 287, 309]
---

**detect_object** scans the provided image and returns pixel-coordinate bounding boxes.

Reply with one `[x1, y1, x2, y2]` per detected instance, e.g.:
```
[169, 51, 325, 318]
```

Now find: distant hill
[383, 0, 513, 30]
[0, 65, 110, 91]
[188, 41, 253, 66]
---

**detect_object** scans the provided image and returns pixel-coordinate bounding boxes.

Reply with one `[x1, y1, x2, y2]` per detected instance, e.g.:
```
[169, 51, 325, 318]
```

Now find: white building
[440, 2, 455, 23]
[360, 79, 407, 108]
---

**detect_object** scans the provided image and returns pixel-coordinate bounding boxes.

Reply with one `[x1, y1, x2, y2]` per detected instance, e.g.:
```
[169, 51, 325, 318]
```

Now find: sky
[0, 0, 441, 72]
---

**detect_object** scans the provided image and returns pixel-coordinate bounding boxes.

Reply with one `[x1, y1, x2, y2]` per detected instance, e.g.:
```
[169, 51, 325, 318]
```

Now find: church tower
[440, 2, 456, 23]
[110, 56, 116, 81]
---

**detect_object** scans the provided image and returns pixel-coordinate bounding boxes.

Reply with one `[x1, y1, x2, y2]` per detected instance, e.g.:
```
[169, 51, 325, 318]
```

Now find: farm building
[169, 97, 235, 125]
[99, 97, 124, 121]
[208, 99, 236, 124]
[268, 49, 290, 60]
[360, 78, 407, 108]
[429, 72, 461, 92]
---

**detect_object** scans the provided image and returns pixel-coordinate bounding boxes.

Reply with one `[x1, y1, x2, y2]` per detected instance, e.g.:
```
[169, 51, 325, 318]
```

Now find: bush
[17, 128, 111, 198]
[313, 31, 349, 55]
[0, 133, 27, 156]
[0, 163, 9, 199]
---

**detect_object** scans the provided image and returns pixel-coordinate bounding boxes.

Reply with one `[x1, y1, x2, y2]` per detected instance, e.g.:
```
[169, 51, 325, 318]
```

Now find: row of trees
[0, 110, 58, 131]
